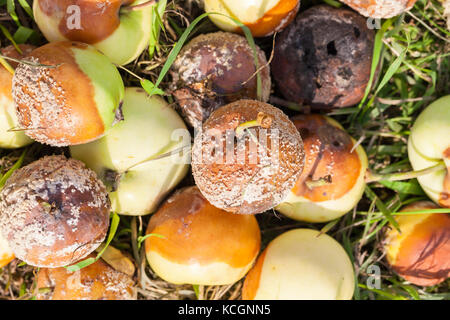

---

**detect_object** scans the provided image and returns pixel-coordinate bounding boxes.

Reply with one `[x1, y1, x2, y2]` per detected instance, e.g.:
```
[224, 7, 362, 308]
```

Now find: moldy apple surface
[0, 155, 110, 268]
[12, 41, 124, 147]
[192, 99, 305, 215]
[339, 0, 417, 18]
[272, 5, 375, 109]
[170, 32, 271, 128]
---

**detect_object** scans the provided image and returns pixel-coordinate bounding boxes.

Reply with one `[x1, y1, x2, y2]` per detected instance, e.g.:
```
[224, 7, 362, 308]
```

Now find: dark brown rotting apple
[272, 5, 376, 109]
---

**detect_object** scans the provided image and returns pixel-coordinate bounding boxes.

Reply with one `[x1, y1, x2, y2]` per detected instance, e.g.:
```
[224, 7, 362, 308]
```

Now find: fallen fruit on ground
[272, 5, 375, 109]
[145, 186, 261, 285]
[33, 0, 153, 65]
[0, 45, 34, 149]
[384, 201, 450, 286]
[242, 228, 355, 300]
[276, 114, 368, 222]
[12, 41, 124, 147]
[170, 32, 271, 128]
[36, 253, 136, 300]
[407, 95, 450, 208]
[339, 0, 417, 18]
[204, 0, 300, 37]
[192, 99, 305, 215]
[0, 155, 110, 268]
[71, 87, 189, 216]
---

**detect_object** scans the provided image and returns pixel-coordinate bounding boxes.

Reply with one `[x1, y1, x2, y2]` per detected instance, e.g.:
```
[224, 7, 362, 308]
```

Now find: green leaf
[193, 285, 200, 299]
[0, 23, 21, 53]
[7, 0, 20, 27]
[148, 0, 167, 59]
[378, 179, 425, 195]
[65, 212, 120, 272]
[137, 233, 166, 249]
[0, 150, 26, 190]
[374, 47, 407, 96]
[140, 79, 165, 96]
[13, 26, 34, 44]
[364, 186, 400, 232]
[17, 0, 33, 19]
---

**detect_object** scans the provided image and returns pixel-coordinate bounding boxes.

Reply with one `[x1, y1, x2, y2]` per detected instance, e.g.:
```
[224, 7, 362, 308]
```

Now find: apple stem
[365, 161, 446, 183]
[305, 175, 332, 189]
[235, 112, 273, 137]
[123, 0, 157, 12]
[0, 54, 58, 69]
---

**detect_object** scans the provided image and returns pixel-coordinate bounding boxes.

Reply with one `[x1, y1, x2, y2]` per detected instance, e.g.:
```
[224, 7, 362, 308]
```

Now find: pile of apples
[0, 0, 448, 300]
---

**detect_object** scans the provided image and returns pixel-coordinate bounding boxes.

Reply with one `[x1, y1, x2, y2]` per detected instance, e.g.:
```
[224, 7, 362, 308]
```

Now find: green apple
[70, 87, 190, 216]
[408, 95, 450, 208]
[33, 0, 153, 65]
[276, 115, 368, 223]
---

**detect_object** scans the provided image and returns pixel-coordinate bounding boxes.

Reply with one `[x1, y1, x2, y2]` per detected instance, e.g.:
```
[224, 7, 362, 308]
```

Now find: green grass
[0, 0, 449, 300]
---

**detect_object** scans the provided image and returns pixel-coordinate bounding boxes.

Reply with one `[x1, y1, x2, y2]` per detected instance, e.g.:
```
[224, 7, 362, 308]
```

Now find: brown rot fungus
[272, 5, 376, 109]
[0, 155, 110, 268]
[170, 32, 271, 128]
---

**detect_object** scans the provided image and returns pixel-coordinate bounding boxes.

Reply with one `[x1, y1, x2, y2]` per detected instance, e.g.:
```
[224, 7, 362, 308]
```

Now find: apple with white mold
[276, 114, 368, 223]
[33, 0, 154, 65]
[0, 45, 34, 149]
[71, 87, 190, 216]
[12, 41, 124, 147]
[408, 95, 450, 208]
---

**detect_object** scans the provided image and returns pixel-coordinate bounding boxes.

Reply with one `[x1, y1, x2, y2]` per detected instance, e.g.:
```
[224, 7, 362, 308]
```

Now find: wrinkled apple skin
[71, 87, 190, 216]
[33, 0, 153, 65]
[408, 95, 450, 207]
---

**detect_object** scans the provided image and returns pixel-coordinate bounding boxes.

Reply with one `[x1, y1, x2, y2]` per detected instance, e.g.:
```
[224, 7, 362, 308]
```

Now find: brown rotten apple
[384, 201, 450, 286]
[170, 32, 271, 128]
[145, 186, 261, 285]
[33, 0, 153, 65]
[339, 0, 417, 18]
[276, 114, 368, 222]
[12, 41, 124, 147]
[272, 5, 375, 109]
[192, 100, 305, 215]
[0, 155, 110, 268]
[36, 253, 136, 300]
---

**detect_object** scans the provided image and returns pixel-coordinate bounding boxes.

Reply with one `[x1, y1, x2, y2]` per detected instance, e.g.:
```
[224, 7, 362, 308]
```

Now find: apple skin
[276, 115, 368, 223]
[204, 0, 299, 37]
[0, 45, 34, 148]
[33, 0, 153, 65]
[408, 95, 450, 208]
[242, 229, 355, 300]
[13, 42, 125, 147]
[71, 87, 190, 216]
